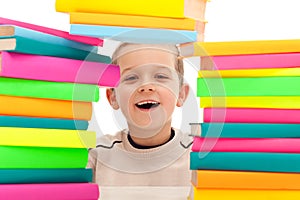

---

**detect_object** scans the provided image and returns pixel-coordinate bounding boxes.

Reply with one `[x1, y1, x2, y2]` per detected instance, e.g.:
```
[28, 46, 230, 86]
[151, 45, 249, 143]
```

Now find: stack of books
[55, 0, 209, 44]
[0, 17, 120, 199]
[180, 39, 300, 200]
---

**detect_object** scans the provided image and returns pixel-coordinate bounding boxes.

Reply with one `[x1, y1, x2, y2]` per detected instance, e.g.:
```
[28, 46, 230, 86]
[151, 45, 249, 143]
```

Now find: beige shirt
[87, 129, 193, 199]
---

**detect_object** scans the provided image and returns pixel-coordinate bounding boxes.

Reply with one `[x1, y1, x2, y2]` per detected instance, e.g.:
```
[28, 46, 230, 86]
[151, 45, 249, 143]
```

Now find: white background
[1, 0, 300, 136]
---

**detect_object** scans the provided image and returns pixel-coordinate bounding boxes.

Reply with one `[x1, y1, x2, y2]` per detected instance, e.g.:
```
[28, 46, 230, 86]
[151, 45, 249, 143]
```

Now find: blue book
[190, 152, 300, 172]
[0, 168, 92, 183]
[70, 24, 198, 44]
[200, 123, 300, 138]
[0, 25, 111, 63]
[0, 116, 88, 130]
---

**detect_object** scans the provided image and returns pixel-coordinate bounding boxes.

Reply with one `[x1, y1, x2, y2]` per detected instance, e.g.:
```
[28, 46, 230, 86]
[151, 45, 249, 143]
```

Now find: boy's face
[110, 48, 185, 138]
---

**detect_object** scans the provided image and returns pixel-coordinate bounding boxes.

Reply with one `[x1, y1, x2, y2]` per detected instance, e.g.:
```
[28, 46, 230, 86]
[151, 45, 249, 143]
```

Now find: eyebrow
[121, 65, 174, 75]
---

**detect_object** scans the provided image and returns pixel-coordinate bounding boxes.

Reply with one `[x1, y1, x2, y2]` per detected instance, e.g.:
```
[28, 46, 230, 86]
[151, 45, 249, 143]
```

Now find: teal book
[0, 116, 88, 130]
[190, 152, 300, 172]
[0, 168, 92, 183]
[70, 24, 198, 44]
[197, 77, 300, 96]
[0, 25, 111, 63]
[201, 123, 300, 138]
[0, 146, 88, 168]
[0, 77, 99, 102]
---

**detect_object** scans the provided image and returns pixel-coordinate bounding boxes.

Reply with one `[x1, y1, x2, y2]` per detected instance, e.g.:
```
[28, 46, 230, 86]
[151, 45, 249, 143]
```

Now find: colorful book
[0, 77, 99, 102]
[200, 53, 300, 70]
[56, 0, 207, 20]
[0, 16, 103, 46]
[0, 51, 120, 87]
[0, 95, 92, 120]
[70, 12, 207, 31]
[200, 122, 300, 138]
[0, 25, 111, 62]
[200, 96, 300, 109]
[190, 152, 300, 172]
[192, 137, 300, 153]
[0, 115, 88, 130]
[70, 24, 198, 44]
[0, 183, 99, 200]
[0, 168, 92, 184]
[203, 108, 300, 123]
[180, 39, 300, 57]
[192, 170, 300, 189]
[190, 188, 300, 200]
[0, 146, 87, 168]
[197, 77, 300, 97]
[0, 127, 95, 148]
[198, 68, 300, 78]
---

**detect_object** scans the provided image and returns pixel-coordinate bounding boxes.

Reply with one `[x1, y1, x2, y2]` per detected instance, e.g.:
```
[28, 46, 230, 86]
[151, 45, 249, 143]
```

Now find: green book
[0, 77, 99, 102]
[197, 77, 300, 97]
[190, 152, 300, 172]
[0, 168, 92, 183]
[0, 146, 88, 168]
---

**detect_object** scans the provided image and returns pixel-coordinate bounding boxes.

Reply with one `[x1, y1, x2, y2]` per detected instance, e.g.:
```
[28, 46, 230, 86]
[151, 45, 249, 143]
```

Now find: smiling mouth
[135, 101, 160, 110]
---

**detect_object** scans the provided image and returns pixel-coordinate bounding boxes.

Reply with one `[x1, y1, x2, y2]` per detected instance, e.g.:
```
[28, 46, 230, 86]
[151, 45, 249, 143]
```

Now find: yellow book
[180, 39, 300, 57]
[56, 0, 208, 20]
[0, 127, 95, 148]
[70, 12, 207, 31]
[200, 96, 300, 109]
[190, 187, 300, 200]
[192, 170, 300, 189]
[198, 68, 300, 78]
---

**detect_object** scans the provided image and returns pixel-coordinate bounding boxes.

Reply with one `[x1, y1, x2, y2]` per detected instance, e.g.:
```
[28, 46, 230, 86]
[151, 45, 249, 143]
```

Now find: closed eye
[154, 74, 169, 79]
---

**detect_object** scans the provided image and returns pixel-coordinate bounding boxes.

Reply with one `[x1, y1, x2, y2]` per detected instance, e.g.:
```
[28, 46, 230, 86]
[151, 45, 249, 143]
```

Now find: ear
[106, 88, 119, 110]
[176, 83, 190, 107]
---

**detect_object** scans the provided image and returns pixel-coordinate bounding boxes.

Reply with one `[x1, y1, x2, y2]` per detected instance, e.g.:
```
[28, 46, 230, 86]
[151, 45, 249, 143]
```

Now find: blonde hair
[111, 43, 184, 86]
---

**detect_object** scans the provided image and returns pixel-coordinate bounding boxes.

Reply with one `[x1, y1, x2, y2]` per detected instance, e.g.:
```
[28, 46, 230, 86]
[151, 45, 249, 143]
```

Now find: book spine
[0, 16, 103, 46]
[70, 12, 198, 30]
[0, 168, 92, 184]
[197, 77, 300, 97]
[180, 39, 300, 57]
[1, 52, 119, 87]
[190, 152, 300, 172]
[56, 0, 207, 19]
[192, 188, 300, 200]
[193, 170, 300, 189]
[203, 108, 300, 123]
[70, 24, 198, 44]
[0, 95, 92, 120]
[0, 77, 99, 102]
[200, 122, 300, 138]
[13, 36, 111, 63]
[192, 137, 300, 153]
[0, 116, 88, 130]
[0, 183, 99, 200]
[200, 96, 300, 109]
[0, 127, 95, 148]
[201, 53, 300, 70]
[198, 68, 300, 78]
[0, 146, 88, 168]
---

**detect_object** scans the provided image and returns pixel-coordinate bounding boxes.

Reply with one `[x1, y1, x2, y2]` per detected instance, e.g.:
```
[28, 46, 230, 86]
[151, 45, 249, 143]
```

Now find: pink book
[0, 183, 99, 200]
[0, 17, 102, 46]
[192, 137, 300, 153]
[202, 53, 300, 70]
[204, 108, 300, 123]
[0, 52, 120, 87]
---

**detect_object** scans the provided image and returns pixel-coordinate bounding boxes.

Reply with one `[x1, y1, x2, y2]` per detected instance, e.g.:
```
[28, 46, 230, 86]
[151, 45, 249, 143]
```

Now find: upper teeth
[137, 101, 158, 105]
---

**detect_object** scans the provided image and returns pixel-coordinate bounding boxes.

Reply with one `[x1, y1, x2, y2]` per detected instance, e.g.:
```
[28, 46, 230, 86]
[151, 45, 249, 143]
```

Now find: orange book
[0, 95, 92, 120]
[192, 170, 300, 189]
[70, 12, 206, 31]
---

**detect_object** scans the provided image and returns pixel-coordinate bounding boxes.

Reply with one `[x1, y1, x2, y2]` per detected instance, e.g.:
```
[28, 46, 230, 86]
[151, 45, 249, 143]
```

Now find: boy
[88, 43, 193, 199]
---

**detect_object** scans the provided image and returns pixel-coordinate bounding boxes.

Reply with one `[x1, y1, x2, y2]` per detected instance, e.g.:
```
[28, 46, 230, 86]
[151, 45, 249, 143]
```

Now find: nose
[138, 84, 156, 93]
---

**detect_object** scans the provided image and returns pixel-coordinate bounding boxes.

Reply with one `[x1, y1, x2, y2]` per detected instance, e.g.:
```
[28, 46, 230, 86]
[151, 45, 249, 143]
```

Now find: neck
[128, 121, 172, 147]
